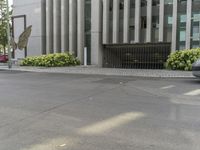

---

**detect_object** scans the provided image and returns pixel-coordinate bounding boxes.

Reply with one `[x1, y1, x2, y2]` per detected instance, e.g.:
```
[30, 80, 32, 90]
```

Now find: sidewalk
[0, 64, 194, 78]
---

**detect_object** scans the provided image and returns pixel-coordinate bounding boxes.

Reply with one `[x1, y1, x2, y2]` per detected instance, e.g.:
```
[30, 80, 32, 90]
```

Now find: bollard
[84, 47, 87, 66]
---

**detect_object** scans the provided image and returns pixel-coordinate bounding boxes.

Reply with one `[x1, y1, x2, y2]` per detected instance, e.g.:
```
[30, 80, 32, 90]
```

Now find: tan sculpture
[11, 25, 32, 50]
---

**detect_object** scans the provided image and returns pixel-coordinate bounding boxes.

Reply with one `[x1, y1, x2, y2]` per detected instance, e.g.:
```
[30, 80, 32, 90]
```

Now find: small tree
[0, 21, 8, 54]
[0, 0, 11, 54]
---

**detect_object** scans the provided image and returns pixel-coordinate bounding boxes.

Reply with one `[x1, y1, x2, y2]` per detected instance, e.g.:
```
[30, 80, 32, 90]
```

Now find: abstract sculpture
[11, 25, 32, 51]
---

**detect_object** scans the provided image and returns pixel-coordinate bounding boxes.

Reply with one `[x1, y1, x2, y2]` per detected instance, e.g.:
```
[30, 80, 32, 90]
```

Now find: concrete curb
[0, 65, 195, 78]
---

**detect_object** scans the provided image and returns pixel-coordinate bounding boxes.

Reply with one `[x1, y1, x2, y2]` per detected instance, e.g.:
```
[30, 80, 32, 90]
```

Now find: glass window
[180, 30, 186, 41]
[164, 1, 173, 42]
[85, 0, 91, 64]
[192, 45, 199, 48]
[152, 16, 159, 28]
[180, 0, 187, 4]
[193, 26, 199, 41]
[152, 0, 159, 6]
[192, 0, 200, 48]
[164, 0, 173, 5]
[141, 0, 146, 7]
[193, 14, 200, 22]
[180, 14, 187, 23]
[168, 16, 173, 24]
[141, 16, 146, 29]
[177, 1, 187, 50]
[179, 44, 186, 50]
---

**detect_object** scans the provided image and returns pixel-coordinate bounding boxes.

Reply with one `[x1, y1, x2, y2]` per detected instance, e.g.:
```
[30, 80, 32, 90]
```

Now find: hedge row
[166, 48, 200, 71]
[20, 53, 80, 67]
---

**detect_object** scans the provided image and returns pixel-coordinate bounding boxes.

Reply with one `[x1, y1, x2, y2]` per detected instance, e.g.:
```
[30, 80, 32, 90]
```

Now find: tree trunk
[3, 46, 6, 55]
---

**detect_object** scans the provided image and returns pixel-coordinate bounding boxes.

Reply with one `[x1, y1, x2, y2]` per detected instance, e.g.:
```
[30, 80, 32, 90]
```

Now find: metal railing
[103, 43, 171, 69]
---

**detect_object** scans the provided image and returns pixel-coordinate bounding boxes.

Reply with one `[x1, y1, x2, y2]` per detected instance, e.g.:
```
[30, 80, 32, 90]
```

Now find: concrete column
[77, 0, 85, 64]
[112, 0, 120, 43]
[186, 0, 192, 49]
[53, 0, 61, 53]
[135, 0, 141, 43]
[41, 0, 46, 54]
[61, 0, 69, 53]
[91, 0, 103, 66]
[123, 0, 130, 43]
[146, 0, 152, 42]
[172, 0, 178, 51]
[103, 0, 110, 44]
[159, 0, 164, 42]
[46, 0, 54, 54]
[69, 0, 77, 55]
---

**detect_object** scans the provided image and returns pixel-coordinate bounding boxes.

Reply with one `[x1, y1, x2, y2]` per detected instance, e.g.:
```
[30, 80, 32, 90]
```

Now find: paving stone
[0, 65, 194, 78]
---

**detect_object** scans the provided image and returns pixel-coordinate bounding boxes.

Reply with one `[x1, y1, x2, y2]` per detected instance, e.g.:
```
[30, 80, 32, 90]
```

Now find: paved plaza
[0, 70, 199, 150]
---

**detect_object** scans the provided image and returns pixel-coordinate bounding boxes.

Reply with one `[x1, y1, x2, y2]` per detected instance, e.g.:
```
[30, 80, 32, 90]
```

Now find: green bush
[21, 53, 80, 67]
[166, 48, 200, 71]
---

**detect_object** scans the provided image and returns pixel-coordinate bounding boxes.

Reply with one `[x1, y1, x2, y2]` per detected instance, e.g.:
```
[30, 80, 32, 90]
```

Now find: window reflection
[192, 1, 200, 48]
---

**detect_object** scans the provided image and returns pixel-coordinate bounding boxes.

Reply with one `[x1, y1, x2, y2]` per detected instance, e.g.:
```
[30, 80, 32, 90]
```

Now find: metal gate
[103, 43, 171, 69]
[11, 15, 27, 58]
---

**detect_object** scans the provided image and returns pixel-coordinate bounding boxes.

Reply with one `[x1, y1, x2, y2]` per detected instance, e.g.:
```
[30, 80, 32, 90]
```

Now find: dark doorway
[103, 43, 171, 69]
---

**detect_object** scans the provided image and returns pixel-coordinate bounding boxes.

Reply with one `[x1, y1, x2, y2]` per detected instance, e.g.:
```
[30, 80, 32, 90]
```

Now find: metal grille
[103, 43, 171, 69]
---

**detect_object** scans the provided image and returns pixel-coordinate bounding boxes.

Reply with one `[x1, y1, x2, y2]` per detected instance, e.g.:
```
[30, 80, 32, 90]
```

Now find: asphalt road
[0, 70, 200, 150]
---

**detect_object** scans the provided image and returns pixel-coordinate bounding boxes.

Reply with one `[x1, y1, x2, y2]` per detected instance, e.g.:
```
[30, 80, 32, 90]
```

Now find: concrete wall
[13, 0, 42, 57]
[12, 0, 200, 66]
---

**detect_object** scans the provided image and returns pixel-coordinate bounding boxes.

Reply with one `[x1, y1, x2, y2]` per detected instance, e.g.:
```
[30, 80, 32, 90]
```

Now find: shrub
[21, 53, 80, 67]
[166, 48, 200, 71]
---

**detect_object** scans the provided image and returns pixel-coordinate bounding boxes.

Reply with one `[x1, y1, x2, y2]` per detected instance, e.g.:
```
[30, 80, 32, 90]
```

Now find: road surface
[0, 70, 199, 150]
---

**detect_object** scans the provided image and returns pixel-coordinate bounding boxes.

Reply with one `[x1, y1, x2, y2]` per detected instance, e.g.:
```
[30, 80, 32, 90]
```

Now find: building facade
[13, 0, 200, 66]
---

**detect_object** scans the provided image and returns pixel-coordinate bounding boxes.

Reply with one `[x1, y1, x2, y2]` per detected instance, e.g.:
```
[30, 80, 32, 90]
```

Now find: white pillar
[46, 0, 54, 54]
[91, 0, 103, 66]
[103, 0, 110, 44]
[135, 0, 141, 43]
[53, 0, 61, 53]
[61, 0, 69, 53]
[159, 0, 165, 42]
[69, 0, 77, 55]
[112, 0, 120, 43]
[77, 0, 85, 64]
[186, 0, 192, 49]
[172, 0, 178, 52]
[123, 0, 130, 43]
[146, 0, 152, 42]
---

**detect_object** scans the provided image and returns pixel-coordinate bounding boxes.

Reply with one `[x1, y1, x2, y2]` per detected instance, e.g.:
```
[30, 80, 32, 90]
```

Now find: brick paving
[0, 64, 194, 78]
